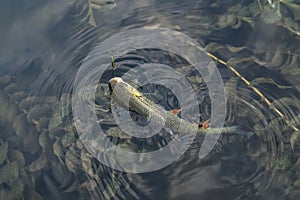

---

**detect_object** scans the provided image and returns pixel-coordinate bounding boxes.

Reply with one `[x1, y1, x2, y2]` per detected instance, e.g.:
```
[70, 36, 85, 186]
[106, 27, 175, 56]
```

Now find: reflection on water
[1, 0, 300, 199]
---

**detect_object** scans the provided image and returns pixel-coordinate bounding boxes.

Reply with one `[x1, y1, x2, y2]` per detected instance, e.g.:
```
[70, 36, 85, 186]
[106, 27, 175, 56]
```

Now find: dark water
[1, 0, 300, 199]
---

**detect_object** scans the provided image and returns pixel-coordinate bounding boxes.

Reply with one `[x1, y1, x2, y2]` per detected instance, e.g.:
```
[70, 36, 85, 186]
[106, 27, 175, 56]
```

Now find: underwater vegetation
[74, 0, 116, 26]
[1, 0, 300, 199]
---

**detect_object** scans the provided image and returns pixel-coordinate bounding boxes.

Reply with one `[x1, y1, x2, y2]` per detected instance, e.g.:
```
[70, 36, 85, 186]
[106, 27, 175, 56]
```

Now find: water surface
[1, 0, 300, 199]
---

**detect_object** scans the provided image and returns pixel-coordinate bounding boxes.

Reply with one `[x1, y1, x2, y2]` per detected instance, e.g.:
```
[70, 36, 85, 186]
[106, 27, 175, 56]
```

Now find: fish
[108, 77, 254, 139]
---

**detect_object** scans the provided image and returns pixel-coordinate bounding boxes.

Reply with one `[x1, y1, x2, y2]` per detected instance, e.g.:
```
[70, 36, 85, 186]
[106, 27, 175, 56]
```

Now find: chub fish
[108, 77, 210, 137]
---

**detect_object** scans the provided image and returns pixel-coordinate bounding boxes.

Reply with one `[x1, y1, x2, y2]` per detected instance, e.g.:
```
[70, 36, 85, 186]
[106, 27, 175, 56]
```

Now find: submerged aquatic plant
[182, 38, 300, 132]
[257, 0, 300, 36]
[74, 0, 116, 27]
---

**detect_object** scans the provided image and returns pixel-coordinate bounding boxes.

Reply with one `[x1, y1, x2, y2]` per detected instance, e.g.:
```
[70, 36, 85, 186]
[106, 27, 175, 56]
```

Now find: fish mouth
[108, 77, 123, 92]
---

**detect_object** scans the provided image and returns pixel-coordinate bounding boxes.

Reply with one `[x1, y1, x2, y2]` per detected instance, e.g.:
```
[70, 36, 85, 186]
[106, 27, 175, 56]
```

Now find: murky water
[1, 0, 300, 199]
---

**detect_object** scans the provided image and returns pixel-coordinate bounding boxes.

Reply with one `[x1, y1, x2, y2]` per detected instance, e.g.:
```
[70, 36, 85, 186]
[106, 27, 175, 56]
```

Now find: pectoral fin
[197, 120, 210, 129]
[170, 109, 182, 115]
[201, 120, 210, 129]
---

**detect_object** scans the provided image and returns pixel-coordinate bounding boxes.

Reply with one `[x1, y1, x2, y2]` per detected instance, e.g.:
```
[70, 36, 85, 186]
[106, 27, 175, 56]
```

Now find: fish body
[108, 77, 255, 138]
[108, 77, 204, 136]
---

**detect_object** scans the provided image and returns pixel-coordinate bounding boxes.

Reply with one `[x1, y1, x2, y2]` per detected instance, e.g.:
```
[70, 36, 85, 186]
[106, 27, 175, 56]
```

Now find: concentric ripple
[72, 28, 226, 172]
[223, 76, 298, 195]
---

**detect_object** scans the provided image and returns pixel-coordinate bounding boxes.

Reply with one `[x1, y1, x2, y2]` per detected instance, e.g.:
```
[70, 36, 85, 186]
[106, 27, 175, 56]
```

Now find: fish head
[108, 77, 142, 97]
[108, 77, 123, 93]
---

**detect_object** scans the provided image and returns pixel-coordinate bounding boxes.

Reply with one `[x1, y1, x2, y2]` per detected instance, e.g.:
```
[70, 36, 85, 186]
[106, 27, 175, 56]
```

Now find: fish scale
[108, 77, 256, 139]
[109, 77, 201, 136]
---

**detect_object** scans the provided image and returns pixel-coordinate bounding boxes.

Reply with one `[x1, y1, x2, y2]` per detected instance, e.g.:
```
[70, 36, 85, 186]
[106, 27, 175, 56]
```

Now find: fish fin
[194, 120, 210, 129]
[170, 109, 182, 115]
[199, 120, 210, 129]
